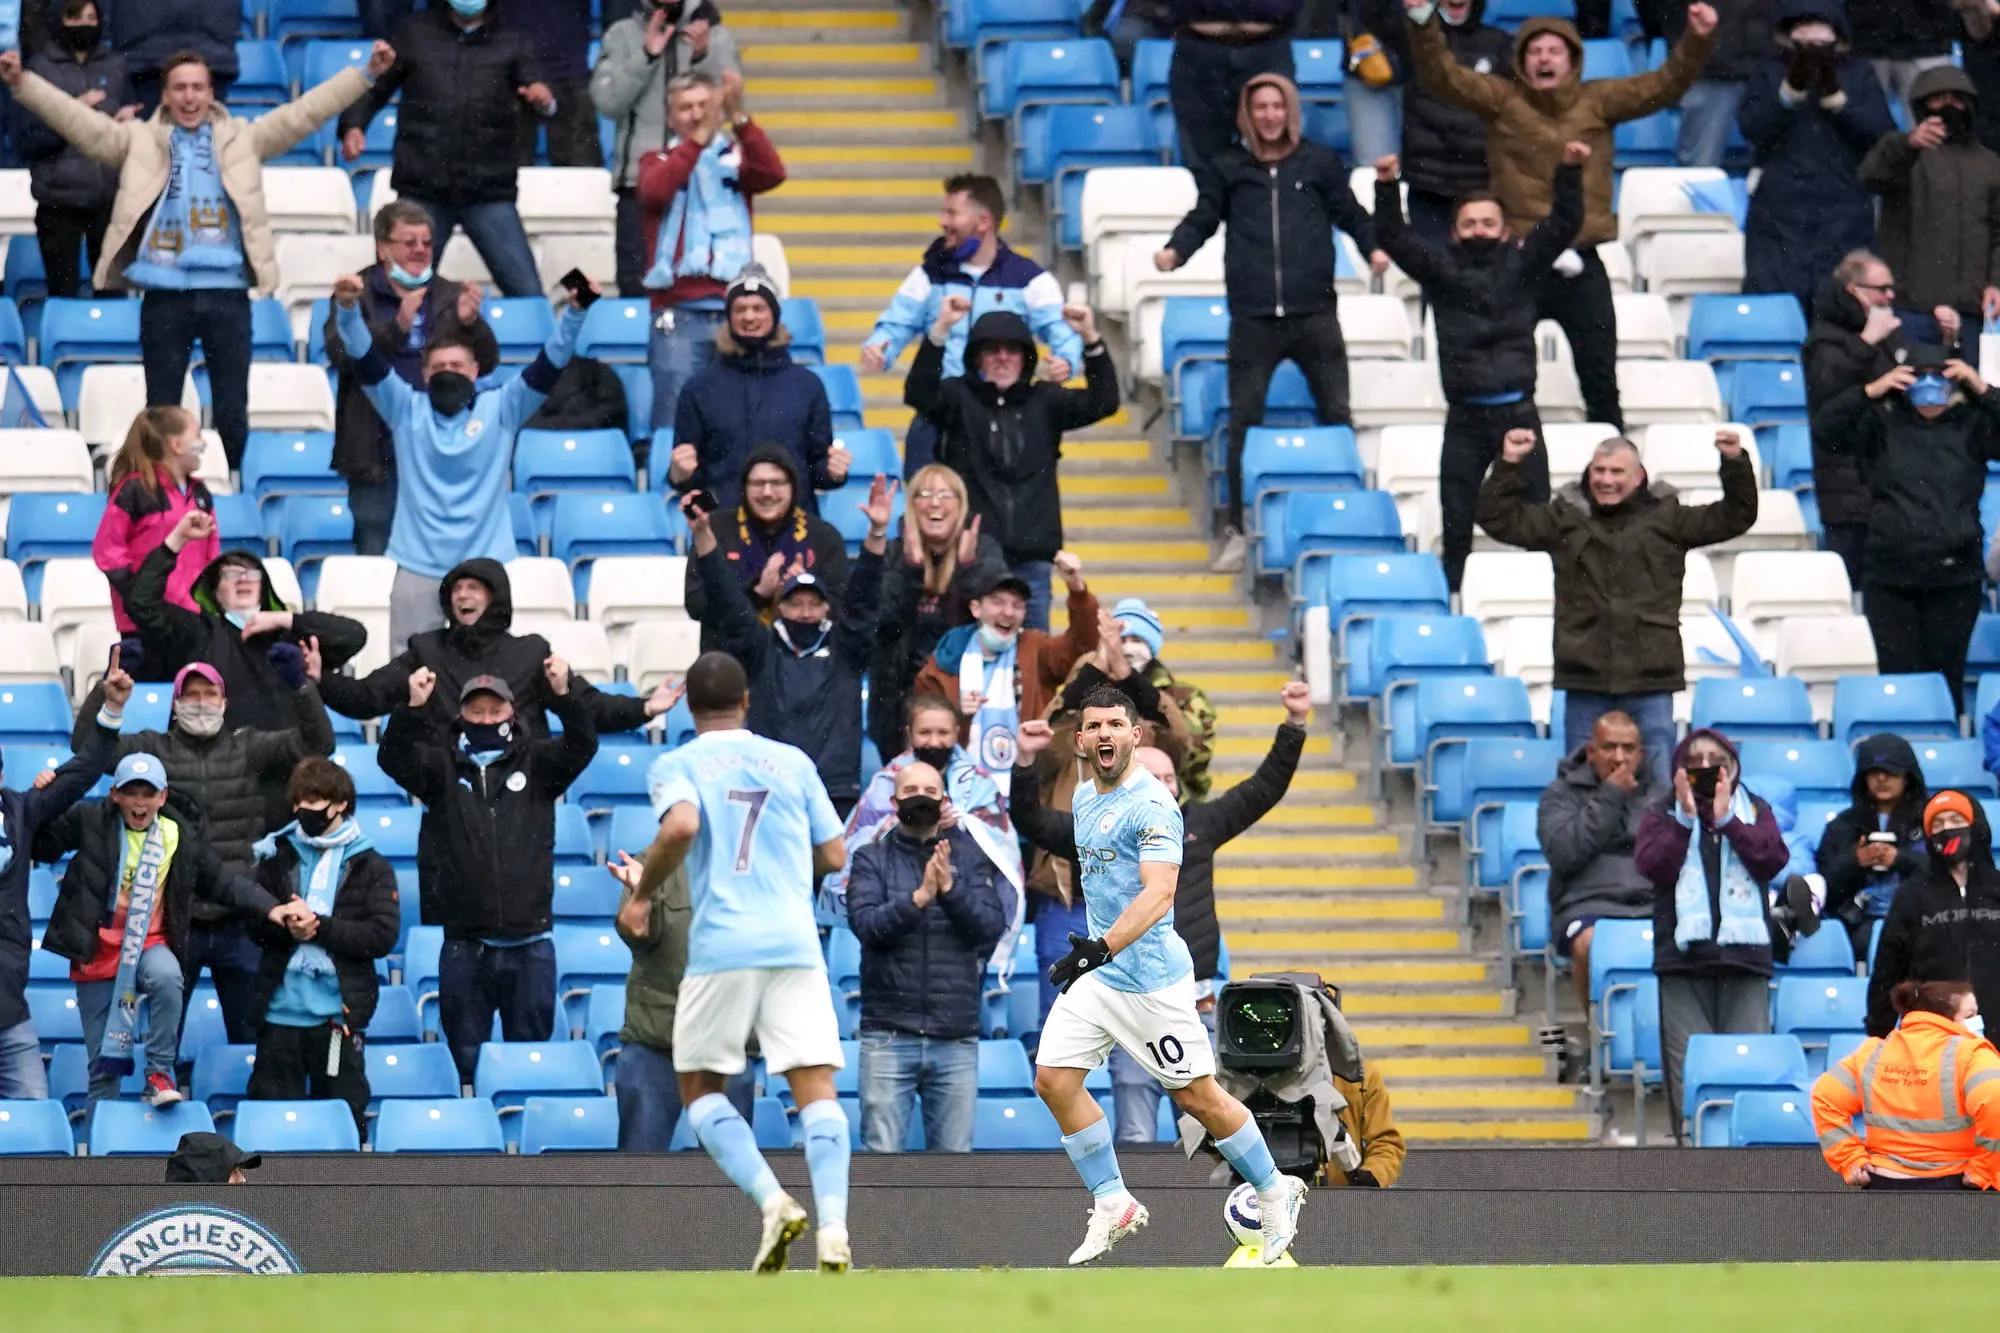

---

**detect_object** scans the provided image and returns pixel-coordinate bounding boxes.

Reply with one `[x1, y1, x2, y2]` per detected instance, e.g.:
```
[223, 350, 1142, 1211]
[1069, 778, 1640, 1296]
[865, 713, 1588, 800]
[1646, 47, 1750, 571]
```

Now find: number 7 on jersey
[726, 787, 769, 873]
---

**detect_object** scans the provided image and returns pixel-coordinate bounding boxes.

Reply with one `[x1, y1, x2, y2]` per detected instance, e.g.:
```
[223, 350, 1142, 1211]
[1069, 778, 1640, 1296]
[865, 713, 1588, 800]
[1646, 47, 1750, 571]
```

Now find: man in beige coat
[0, 42, 391, 468]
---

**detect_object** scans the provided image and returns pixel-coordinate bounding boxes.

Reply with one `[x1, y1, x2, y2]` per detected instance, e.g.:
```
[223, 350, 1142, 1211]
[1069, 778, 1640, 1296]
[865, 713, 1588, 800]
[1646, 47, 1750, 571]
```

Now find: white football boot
[753, 1192, 810, 1273]
[1067, 1194, 1150, 1265]
[1257, 1176, 1308, 1264]
[816, 1222, 851, 1274]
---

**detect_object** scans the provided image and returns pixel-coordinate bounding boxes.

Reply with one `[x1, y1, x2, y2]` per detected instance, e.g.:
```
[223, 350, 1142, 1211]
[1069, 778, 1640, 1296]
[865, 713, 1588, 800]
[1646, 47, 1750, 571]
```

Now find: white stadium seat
[0, 171, 37, 236]
[1338, 295, 1413, 360]
[1613, 292, 1678, 359]
[439, 234, 547, 289]
[263, 557, 306, 613]
[587, 556, 690, 664]
[1597, 241, 1634, 294]
[1117, 231, 1223, 329]
[0, 559, 26, 621]
[1080, 167, 1198, 310]
[1730, 550, 1854, 659]
[312, 555, 396, 676]
[1461, 550, 1555, 628]
[1673, 611, 1755, 722]
[1776, 614, 1880, 721]
[1682, 550, 1718, 609]
[247, 365, 336, 433]
[195, 431, 233, 494]
[750, 234, 791, 300]
[1347, 168, 1406, 215]
[261, 167, 359, 234]
[37, 558, 111, 663]
[9, 367, 62, 424]
[539, 234, 620, 303]
[1616, 360, 1720, 426]
[630, 619, 702, 692]
[1640, 423, 1761, 490]
[0, 427, 93, 492]
[535, 618, 614, 684]
[1615, 167, 1733, 244]
[1533, 353, 1585, 423]
[70, 620, 120, 703]
[1349, 360, 1445, 428]
[1372, 424, 1442, 499]
[1641, 231, 1745, 298]
[1496, 614, 1556, 726]
[0, 622, 60, 683]
[1542, 422, 1622, 478]
[275, 233, 377, 340]
[505, 558, 577, 620]
[516, 168, 617, 236]
[76, 367, 201, 454]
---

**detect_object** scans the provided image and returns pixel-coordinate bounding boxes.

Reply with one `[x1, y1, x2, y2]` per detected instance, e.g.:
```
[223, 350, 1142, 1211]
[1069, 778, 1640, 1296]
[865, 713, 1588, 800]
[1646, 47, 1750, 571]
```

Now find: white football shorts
[1036, 972, 1216, 1090]
[672, 966, 846, 1077]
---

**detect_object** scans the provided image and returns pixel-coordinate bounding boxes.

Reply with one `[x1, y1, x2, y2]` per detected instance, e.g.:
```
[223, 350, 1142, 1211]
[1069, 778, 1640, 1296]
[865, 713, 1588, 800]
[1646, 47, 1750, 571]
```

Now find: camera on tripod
[1205, 971, 1366, 1184]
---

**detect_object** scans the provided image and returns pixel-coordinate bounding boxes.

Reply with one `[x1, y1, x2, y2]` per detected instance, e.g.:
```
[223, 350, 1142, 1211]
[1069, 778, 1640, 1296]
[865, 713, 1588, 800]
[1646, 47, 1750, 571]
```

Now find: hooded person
[1861, 64, 2000, 336]
[1372, 143, 1586, 592]
[124, 513, 367, 734]
[665, 263, 843, 515]
[1402, 0, 1719, 430]
[1633, 727, 1800, 1136]
[1813, 342, 2000, 692]
[906, 301, 1117, 631]
[1113, 597, 1217, 800]
[1739, 0, 1896, 314]
[1157, 72, 1380, 572]
[682, 441, 849, 650]
[1817, 733, 1932, 956]
[377, 658, 599, 1081]
[1867, 790, 2000, 1036]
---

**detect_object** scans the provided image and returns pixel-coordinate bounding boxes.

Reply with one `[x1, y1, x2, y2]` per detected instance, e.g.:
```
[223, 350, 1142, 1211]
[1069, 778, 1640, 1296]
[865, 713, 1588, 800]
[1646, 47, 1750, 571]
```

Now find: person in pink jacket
[94, 405, 216, 665]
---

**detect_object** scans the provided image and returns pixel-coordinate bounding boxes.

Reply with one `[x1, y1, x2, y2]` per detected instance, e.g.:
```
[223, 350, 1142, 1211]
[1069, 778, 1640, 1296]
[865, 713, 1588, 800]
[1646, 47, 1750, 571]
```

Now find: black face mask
[1457, 236, 1502, 258]
[428, 371, 477, 417]
[294, 806, 339, 838]
[1932, 103, 1974, 141]
[62, 24, 99, 54]
[1936, 830, 1972, 866]
[897, 795, 942, 829]
[733, 330, 773, 353]
[460, 719, 513, 752]
[911, 744, 954, 772]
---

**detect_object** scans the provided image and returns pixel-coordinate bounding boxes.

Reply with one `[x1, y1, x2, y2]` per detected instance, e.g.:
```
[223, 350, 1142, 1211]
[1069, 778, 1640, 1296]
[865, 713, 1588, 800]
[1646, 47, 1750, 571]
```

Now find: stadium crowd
[0, 0, 1992, 1193]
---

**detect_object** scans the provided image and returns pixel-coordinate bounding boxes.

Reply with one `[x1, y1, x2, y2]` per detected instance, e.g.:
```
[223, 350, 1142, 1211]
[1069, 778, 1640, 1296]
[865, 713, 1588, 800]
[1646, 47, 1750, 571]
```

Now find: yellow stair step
[1216, 704, 1287, 725]
[1242, 805, 1379, 828]
[1058, 474, 1173, 498]
[1214, 866, 1420, 890]
[1218, 832, 1401, 857]
[1061, 506, 1193, 528]
[1216, 895, 1439, 919]
[1339, 992, 1507, 1016]
[1355, 1024, 1534, 1047]
[820, 303, 899, 325]
[1392, 1086, 1579, 1110]
[1376, 1055, 1547, 1078]
[748, 77, 937, 97]
[1078, 571, 1233, 594]
[1067, 540, 1210, 562]
[782, 145, 975, 164]
[764, 214, 945, 235]
[1250, 961, 1487, 983]
[1169, 642, 1285, 665]
[1065, 440, 1154, 463]
[792, 242, 941, 263]
[1211, 728, 1323, 752]
[749, 42, 924, 63]
[1227, 926, 1450, 950]
[729, 10, 905, 28]
[1403, 1120, 1595, 1142]
[760, 109, 959, 130]
[1208, 696, 1324, 723]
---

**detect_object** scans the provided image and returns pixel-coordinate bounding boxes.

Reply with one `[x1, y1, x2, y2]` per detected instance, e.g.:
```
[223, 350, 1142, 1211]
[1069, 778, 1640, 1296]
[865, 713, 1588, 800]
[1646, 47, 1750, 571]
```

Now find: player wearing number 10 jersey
[627, 652, 853, 1274]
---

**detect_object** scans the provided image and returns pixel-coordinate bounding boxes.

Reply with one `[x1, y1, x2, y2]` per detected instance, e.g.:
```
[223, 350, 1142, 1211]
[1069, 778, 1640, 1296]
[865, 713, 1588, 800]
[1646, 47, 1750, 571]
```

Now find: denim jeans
[78, 942, 184, 1105]
[405, 198, 543, 299]
[0, 1017, 47, 1099]
[438, 938, 557, 1083]
[858, 1031, 979, 1153]
[1563, 689, 1676, 788]
[1343, 80, 1404, 164]
[180, 919, 261, 1047]
[1012, 558, 1054, 635]
[614, 1040, 756, 1151]
[1676, 80, 1744, 168]
[647, 306, 725, 433]
[141, 287, 252, 469]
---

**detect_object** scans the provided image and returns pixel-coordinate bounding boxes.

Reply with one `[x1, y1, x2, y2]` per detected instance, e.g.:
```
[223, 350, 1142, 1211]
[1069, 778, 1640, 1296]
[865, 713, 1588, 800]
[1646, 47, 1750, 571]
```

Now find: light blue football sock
[1215, 1115, 1282, 1194]
[798, 1098, 851, 1228]
[1061, 1115, 1128, 1200]
[689, 1092, 782, 1207]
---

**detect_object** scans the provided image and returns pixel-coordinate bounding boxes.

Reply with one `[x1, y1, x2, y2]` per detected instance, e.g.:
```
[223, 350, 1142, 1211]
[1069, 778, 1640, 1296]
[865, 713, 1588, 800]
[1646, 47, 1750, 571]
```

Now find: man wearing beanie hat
[1113, 597, 1217, 800]
[666, 261, 848, 514]
[1868, 789, 2000, 1036]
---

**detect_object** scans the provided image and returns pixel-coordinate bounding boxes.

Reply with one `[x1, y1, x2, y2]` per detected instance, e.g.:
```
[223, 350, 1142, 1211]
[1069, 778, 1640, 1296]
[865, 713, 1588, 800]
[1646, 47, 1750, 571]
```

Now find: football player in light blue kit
[1033, 686, 1307, 1265]
[612, 650, 854, 1273]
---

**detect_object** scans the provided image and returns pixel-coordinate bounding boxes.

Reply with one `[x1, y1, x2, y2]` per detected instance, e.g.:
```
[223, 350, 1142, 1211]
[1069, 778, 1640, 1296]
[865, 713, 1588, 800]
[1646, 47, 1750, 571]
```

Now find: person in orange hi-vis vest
[1812, 977, 2000, 1190]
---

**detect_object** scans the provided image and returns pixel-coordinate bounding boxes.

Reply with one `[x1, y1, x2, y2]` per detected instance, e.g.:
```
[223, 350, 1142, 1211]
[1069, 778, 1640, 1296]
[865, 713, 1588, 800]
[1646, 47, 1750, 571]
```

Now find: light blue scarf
[1673, 786, 1768, 950]
[123, 125, 247, 290]
[94, 819, 168, 1078]
[958, 633, 1021, 798]
[644, 136, 753, 289]
[255, 817, 368, 983]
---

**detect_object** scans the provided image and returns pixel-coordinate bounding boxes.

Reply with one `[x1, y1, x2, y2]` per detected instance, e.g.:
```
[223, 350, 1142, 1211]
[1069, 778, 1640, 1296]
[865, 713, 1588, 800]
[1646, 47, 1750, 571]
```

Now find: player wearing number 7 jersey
[627, 651, 854, 1274]
[1033, 686, 1307, 1266]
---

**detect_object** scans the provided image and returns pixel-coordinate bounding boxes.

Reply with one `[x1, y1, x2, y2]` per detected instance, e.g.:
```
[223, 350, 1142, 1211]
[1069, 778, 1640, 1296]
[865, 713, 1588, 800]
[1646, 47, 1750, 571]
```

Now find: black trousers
[1224, 309, 1350, 533]
[1535, 248, 1622, 430]
[180, 920, 261, 1045]
[1169, 32, 1295, 184]
[438, 938, 557, 1083]
[35, 202, 109, 300]
[517, 77, 602, 168]
[1823, 521, 1867, 591]
[141, 287, 252, 468]
[1440, 399, 1549, 591]
[614, 188, 647, 299]
[1863, 581, 1983, 704]
[247, 1021, 370, 1139]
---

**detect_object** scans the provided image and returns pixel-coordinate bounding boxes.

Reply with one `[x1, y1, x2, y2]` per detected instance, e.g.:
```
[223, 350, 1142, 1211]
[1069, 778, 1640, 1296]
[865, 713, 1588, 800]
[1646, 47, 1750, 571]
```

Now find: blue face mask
[950, 235, 981, 263]
[1908, 373, 1952, 408]
[388, 264, 433, 290]
[447, 0, 486, 15]
[224, 611, 249, 630]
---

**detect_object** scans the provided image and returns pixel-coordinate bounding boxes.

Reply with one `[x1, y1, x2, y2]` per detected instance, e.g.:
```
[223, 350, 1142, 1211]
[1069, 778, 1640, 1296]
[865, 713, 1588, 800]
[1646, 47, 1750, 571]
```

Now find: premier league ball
[1223, 1182, 1262, 1248]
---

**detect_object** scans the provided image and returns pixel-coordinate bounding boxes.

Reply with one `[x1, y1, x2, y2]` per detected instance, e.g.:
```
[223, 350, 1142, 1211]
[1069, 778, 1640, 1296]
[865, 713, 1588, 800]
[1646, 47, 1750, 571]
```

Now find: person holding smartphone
[1817, 733, 1931, 960]
[1634, 727, 1796, 1141]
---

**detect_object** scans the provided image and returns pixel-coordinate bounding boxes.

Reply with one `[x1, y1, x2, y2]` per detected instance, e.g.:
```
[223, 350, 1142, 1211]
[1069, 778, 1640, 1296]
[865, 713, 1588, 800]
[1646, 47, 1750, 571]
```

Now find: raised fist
[408, 667, 437, 709]
[1502, 427, 1538, 463]
[1374, 154, 1400, 182]
[331, 274, 365, 307]
[1561, 141, 1591, 166]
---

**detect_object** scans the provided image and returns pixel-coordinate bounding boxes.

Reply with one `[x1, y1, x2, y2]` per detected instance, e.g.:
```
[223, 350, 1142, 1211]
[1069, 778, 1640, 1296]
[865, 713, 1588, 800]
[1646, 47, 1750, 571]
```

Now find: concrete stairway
[732, 0, 1591, 1142]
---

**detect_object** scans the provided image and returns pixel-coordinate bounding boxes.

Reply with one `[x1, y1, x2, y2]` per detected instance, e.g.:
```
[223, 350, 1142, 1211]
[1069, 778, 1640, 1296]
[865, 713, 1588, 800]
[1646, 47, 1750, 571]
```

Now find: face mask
[1908, 373, 1952, 408]
[896, 795, 942, 829]
[224, 610, 250, 630]
[777, 618, 830, 653]
[1967, 1013, 1988, 1037]
[174, 700, 225, 738]
[911, 745, 955, 772]
[428, 371, 477, 417]
[977, 624, 1016, 655]
[1936, 830, 1971, 865]
[389, 264, 434, 290]
[294, 806, 339, 838]
[1122, 640, 1154, 673]
[950, 235, 981, 263]
[447, 0, 487, 14]
[1440, 4, 1471, 24]
[1933, 103, 1974, 140]
[460, 719, 512, 753]
[1457, 235, 1502, 258]
[62, 24, 98, 53]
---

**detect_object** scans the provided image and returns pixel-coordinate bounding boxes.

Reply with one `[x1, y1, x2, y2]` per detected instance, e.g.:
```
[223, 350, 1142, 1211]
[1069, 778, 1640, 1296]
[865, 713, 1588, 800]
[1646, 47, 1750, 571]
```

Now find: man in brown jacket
[1404, 0, 1718, 430]
[0, 42, 389, 469]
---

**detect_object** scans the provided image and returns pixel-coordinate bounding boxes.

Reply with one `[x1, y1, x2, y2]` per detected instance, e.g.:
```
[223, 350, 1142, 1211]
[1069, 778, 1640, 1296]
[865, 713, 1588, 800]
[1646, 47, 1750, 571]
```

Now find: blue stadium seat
[273, 494, 354, 576]
[576, 299, 653, 363]
[26, 983, 81, 1047]
[1159, 297, 1230, 399]
[1447, 737, 1564, 855]
[1736, 740, 1853, 807]
[549, 493, 679, 571]
[1243, 427, 1365, 536]
[0, 1099, 75, 1155]
[977, 1039, 1036, 1095]
[360, 809, 421, 871]
[821, 481, 907, 558]
[1299, 553, 1451, 700]
[1727, 361, 1807, 427]
[1265, 489, 1404, 579]
[777, 298, 825, 365]
[473, 1041, 606, 1111]
[1507, 864, 1553, 990]
[583, 983, 625, 1060]
[1133, 38, 1174, 107]
[270, 0, 362, 49]
[7, 492, 106, 574]
[40, 298, 142, 372]
[603, 805, 664, 864]
[240, 431, 339, 504]
[519, 1095, 620, 1153]
[1363, 613, 1492, 735]
[1479, 798, 1545, 893]
[514, 429, 637, 506]
[552, 870, 619, 924]
[243, 298, 296, 362]
[1483, 0, 1572, 22]
[210, 492, 268, 553]
[232, 1098, 362, 1152]
[1290, 37, 1345, 104]
[1776, 928, 1858, 986]
[364, 1041, 460, 1106]
[955, 0, 1081, 66]
[0, 682, 73, 746]
[233, 40, 291, 105]
[27, 866, 57, 923]
[89, 1099, 216, 1155]
[6, 235, 47, 304]
[1580, 38, 1633, 78]
[403, 924, 443, 1024]
[992, 40, 1119, 159]
[1726, 1089, 1817, 1147]
[832, 428, 900, 481]
[1767, 422, 1814, 491]
[1402, 676, 1535, 788]
[336, 103, 398, 171]
[189, 1045, 258, 1121]
[973, 1095, 1064, 1148]
[510, 493, 538, 557]
[1831, 673, 1959, 744]
[1688, 677, 1817, 742]
[1911, 738, 1998, 798]
[1685, 295, 1808, 362]
[1047, 106, 1160, 248]
[809, 364, 864, 431]
[363, 985, 423, 1043]
[373, 1098, 506, 1153]
[553, 804, 595, 866]
[1681, 1033, 1810, 1146]
[573, 746, 651, 813]
[606, 364, 651, 443]
[333, 745, 404, 806]
[554, 925, 634, 1007]
[1773, 974, 1867, 1077]
[179, 984, 228, 1060]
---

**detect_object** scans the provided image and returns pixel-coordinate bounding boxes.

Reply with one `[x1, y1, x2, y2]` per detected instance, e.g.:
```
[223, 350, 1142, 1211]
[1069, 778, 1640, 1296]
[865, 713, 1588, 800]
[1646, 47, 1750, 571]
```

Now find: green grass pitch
[3, 1263, 1995, 1332]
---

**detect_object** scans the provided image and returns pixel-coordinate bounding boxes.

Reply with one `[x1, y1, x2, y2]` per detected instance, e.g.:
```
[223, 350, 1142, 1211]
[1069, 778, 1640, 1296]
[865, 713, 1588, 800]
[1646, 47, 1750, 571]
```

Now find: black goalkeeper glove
[1048, 933, 1113, 993]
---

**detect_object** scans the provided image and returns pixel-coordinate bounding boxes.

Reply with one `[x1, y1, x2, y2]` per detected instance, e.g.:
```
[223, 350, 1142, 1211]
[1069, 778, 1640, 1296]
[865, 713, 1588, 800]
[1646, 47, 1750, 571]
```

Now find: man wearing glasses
[1802, 250, 1951, 585]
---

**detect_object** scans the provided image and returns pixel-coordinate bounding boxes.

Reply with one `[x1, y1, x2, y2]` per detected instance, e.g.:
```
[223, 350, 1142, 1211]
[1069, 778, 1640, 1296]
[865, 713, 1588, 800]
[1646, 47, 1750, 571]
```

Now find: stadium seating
[233, 1099, 363, 1152]
[473, 1041, 607, 1113]
[374, 1099, 507, 1154]
[1681, 1034, 1811, 1146]
[89, 1100, 216, 1156]
[0, 1099, 76, 1155]
[1773, 975, 1868, 1077]
[519, 1096, 621, 1154]
[364, 1042, 461, 1107]
[1724, 1090, 1818, 1147]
